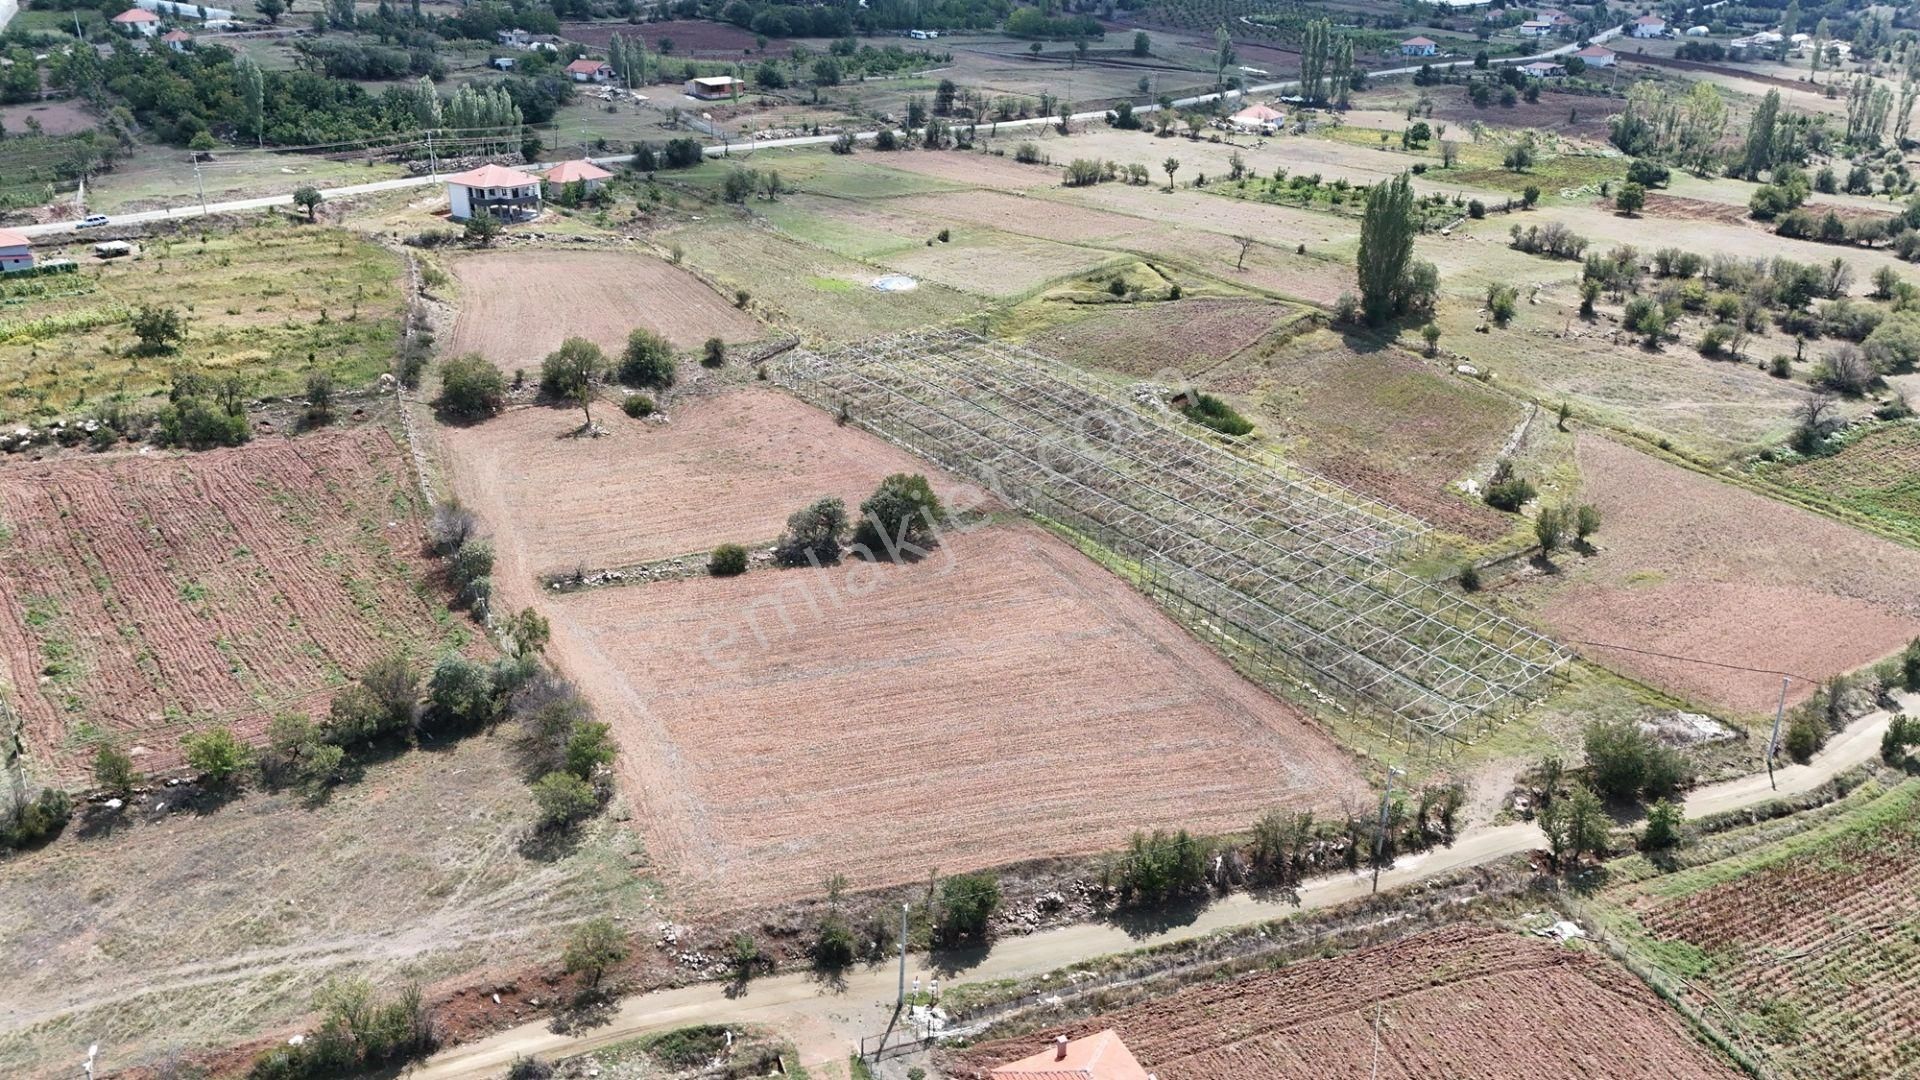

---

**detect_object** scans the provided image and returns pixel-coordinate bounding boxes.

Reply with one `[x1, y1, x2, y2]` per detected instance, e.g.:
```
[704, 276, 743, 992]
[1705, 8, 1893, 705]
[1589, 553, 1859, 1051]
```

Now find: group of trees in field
[1531, 718, 1695, 870]
[715, 475, 948, 577]
[1350, 173, 1439, 327]
[437, 327, 685, 430]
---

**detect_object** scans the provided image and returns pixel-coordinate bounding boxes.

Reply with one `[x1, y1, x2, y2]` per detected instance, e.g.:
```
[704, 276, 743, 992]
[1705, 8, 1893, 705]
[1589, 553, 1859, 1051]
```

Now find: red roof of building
[161, 29, 191, 40]
[0, 229, 31, 248]
[1231, 103, 1285, 122]
[566, 58, 611, 74]
[445, 163, 541, 188]
[1402, 35, 1438, 45]
[1576, 44, 1615, 56]
[1634, 13, 1665, 22]
[545, 159, 613, 183]
[112, 8, 160, 22]
[990, 1032, 1151, 1080]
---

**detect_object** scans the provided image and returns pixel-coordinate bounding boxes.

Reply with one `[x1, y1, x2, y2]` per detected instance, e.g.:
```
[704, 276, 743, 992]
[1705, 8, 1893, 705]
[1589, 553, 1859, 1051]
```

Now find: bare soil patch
[889, 190, 1144, 244]
[560, 18, 784, 58]
[0, 427, 458, 777]
[0, 736, 652, 1078]
[0, 100, 99, 137]
[446, 250, 761, 368]
[1516, 435, 1920, 714]
[1225, 329, 1517, 540]
[443, 389, 985, 582]
[1020, 296, 1298, 375]
[553, 522, 1362, 910]
[946, 923, 1738, 1079]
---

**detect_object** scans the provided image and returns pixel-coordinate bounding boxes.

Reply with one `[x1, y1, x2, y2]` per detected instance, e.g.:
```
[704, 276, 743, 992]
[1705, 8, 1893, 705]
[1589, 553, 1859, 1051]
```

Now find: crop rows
[0, 427, 457, 775]
[776, 330, 1567, 739]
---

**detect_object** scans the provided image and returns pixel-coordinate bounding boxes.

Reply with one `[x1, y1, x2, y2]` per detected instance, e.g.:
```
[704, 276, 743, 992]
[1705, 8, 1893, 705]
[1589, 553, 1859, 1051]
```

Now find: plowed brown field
[948, 924, 1740, 1079]
[444, 389, 988, 581]
[0, 427, 457, 777]
[1521, 436, 1920, 714]
[547, 522, 1361, 910]
[446, 250, 762, 367]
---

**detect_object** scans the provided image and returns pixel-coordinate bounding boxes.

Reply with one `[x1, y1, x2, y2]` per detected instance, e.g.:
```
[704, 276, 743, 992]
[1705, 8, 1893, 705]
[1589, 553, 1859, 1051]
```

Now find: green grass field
[1754, 421, 1920, 545]
[0, 222, 403, 422]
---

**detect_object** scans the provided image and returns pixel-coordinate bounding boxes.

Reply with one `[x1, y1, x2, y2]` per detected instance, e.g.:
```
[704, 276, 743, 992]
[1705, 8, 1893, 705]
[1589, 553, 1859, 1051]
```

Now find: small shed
[161, 28, 192, 51]
[0, 230, 34, 273]
[93, 240, 134, 259]
[685, 75, 742, 99]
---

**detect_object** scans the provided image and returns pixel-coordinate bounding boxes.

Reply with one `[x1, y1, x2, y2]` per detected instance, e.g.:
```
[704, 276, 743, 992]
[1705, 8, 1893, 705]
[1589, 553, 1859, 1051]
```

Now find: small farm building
[161, 28, 191, 50]
[1229, 103, 1285, 131]
[685, 75, 742, 99]
[566, 58, 614, 83]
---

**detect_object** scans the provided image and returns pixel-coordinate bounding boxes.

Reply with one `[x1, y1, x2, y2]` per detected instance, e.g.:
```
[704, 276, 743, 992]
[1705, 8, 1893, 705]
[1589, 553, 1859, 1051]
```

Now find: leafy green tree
[1574, 504, 1601, 544]
[1539, 783, 1608, 869]
[464, 213, 501, 247]
[1113, 828, 1211, 904]
[507, 607, 550, 656]
[131, 305, 185, 354]
[92, 741, 137, 796]
[701, 337, 726, 368]
[1641, 799, 1683, 850]
[1162, 156, 1180, 191]
[532, 770, 599, 830]
[938, 872, 1002, 942]
[563, 916, 628, 988]
[426, 654, 497, 733]
[1614, 181, 1645, 216]
[775, 496, 848, 567]
[293, 184, 323, 221]
[1357, 173, 1416, 326]
[564, 721, 617, 780]
[618, 327, 676, 389]
[1534, 503, 1569, 553]
[540, 336, 608, 427]
[850, 474, 946, 561]
[436, 353, 507, 420]
[1132, 30, 1150, 57]
[183, 725, 253, 789]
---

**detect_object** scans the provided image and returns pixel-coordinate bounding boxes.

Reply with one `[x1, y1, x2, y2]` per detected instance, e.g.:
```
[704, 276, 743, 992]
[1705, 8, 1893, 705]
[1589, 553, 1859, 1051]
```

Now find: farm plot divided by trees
[0, 427, 458, 776]
[1594, 780, 1920, 1079]
[775, 330, 1566, 741]
[945, 924, 1741, 1079]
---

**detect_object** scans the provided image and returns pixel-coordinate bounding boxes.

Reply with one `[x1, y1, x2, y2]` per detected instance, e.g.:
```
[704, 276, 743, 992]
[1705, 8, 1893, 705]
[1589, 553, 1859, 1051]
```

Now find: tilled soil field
[0, 426, 457, 776]
[946, 923, 1738, 1079]
[1519, 435, 1920, 714]
[446, 250, 762, 367]
[1021, 297, 1299, 376]
[444, 389, 988, 581]
[549, 522, 1362, 910]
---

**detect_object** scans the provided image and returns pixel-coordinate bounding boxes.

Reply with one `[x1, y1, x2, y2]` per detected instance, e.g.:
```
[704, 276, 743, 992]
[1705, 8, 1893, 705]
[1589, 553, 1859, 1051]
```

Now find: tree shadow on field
[518, 825, 584, 863]
[928, 941, 991, 980]
[1333, 324, 1396, 356]
[1100, 895, 1211, 941]
[808, 962, 850, 995]
[550, 989, 618, 1034]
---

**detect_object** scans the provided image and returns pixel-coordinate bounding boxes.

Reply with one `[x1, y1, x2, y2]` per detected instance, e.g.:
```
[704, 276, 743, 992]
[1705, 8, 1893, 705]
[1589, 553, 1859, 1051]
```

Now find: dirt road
[408, 692, 1908, 1078]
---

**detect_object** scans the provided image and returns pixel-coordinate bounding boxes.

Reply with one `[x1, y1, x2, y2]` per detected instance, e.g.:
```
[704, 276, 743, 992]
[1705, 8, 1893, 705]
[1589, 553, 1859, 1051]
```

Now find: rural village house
[1520, 60, 1565, 78]
[566, 58, 614, 83]
[444, 163, 542, 222]
[991, 1032, 1152, 1080]
[111, 9, 159, 36]
[1631, 13, 1668, 37]
[544, 159, 612, 196]
[161, 28, 191, 51]
[0, 230, 34, 273]
[1229, 102, 1285, 132]
[1399, 36, 1439, 56]
[1574, 44, 1617, 67]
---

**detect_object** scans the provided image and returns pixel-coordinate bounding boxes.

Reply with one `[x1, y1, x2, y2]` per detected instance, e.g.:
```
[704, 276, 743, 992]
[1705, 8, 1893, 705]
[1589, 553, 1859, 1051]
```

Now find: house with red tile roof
[990, 1031, 1152, 1080]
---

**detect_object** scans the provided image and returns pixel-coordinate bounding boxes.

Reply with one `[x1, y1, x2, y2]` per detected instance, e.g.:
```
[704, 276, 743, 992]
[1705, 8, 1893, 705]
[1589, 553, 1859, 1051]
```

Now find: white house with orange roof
[1574, 43, 1617, 66]
[990, 1032, 1153, 1080]
[544, 159, 613, 195]
[445, 163, 543, 221]
[0, 229, 34, 273]
[161, 28, 192, 51]
[1400, 35, 1440, 56]
[111, 8, 160, 36]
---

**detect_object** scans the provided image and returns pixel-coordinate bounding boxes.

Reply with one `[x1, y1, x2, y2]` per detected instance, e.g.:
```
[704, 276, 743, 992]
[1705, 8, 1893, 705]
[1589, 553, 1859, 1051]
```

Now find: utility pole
[192, 155, 207, 216]
[1766, 676, 1790, 790]
[896, 902, 908, 1011]
[426, 130, 437, 179]
[1371, 766, 1403, 894]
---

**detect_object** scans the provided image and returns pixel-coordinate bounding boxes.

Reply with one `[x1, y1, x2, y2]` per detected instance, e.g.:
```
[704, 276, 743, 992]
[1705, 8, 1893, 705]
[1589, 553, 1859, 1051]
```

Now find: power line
[1573, 639, 1813, 682]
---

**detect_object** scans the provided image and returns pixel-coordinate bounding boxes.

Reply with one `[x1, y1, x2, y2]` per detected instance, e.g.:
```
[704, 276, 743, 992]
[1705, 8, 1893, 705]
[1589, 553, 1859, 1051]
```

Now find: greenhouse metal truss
[775, 329, 1569, 742]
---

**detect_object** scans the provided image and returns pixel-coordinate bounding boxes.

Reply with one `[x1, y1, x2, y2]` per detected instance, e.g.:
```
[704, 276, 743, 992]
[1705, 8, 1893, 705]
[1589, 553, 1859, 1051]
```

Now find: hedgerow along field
[0, 223, 404, 424]
[0, 425, 464, 777]
[1591, 779, 1920, 1080]
[945, 923, 1741, 1079]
